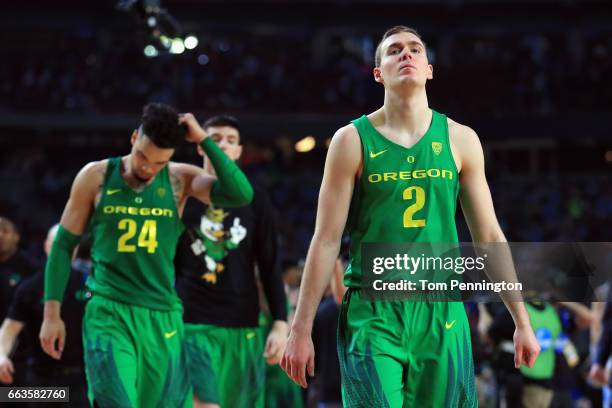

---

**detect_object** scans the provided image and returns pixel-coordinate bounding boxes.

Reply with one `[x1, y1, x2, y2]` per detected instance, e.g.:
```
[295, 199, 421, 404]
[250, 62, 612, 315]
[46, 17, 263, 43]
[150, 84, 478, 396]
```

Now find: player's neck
[121, 155, 154, 191]
[382, 89, 430, 135]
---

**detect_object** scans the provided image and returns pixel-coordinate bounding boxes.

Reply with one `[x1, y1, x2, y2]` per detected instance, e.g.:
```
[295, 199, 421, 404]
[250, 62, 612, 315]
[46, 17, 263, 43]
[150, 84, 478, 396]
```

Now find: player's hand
[513, 324, 540, 368]
[264, 321, 289, 365]
[280, 328, 315, 388]
[39, 317, 66, 360]
[178, 113, 207, 144]
[589, 363, 609, 386]
[0, 355, 14, 384]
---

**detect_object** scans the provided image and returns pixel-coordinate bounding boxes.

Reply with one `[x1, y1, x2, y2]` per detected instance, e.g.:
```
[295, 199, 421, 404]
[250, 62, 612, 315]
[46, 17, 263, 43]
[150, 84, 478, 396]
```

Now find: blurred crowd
[1, 24, 611, 115]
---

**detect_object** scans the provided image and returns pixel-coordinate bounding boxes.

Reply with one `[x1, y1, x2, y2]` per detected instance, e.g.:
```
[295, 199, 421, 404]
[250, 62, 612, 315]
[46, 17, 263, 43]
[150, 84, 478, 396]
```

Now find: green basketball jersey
[87, 157, 185, 310]
[344, 110, 460, 288]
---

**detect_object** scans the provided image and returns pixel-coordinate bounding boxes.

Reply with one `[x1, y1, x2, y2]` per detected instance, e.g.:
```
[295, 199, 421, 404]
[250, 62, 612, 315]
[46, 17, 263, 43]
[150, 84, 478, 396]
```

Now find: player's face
[374, 32, 433, 88]
[129, 132, 175, 183]
[205, 126, 242, 161]
[0, 220, 19, 256]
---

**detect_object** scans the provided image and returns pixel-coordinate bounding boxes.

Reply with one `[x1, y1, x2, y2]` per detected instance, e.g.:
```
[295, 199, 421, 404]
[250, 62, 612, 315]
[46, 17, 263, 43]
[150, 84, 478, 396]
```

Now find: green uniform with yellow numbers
[83, 157, 190, 407]
[339, 111, 477, 407]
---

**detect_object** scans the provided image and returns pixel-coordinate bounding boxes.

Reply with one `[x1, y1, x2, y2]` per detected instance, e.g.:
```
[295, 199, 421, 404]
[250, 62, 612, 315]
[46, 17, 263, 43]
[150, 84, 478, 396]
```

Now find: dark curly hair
[140, 102, 186, 148]
[203, 114, 241, 134]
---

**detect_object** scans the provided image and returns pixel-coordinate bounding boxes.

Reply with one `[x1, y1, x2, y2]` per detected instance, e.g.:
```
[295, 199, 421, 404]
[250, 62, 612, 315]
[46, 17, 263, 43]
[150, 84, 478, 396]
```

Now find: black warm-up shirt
[8, 268, 89, 373]
[175, 186, 287, 327]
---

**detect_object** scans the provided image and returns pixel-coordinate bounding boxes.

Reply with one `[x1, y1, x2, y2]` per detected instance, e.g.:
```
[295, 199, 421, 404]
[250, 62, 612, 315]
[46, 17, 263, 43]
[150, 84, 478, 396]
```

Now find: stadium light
[295, 136, 316, 153]
[158, 35, 172, 50]
[170, 38, 185, 54]
[118, 0, 185, 56]
[184, 36, 199, 50]
[147, 16, 157, 28]
[144, 45, 158, 58]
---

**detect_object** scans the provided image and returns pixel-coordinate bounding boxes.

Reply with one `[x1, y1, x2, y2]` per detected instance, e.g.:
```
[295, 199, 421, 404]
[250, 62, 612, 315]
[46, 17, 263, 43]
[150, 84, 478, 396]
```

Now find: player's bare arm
[0, 319, 24, 384]
[281, 124, 361, 388]
[449, 118, 540, 368]
[168, 162, 215, 215]
[60, 160, 107, 235]
[40, 160, 105, 360]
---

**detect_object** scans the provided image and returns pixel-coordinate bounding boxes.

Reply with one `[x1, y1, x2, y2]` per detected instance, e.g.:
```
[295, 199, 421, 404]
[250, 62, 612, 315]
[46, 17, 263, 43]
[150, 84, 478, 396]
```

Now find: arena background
[0, 0, 610, 406]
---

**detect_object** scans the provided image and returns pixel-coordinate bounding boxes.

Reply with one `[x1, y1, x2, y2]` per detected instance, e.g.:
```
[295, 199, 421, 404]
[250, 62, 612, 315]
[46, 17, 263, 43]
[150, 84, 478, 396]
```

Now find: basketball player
[175, 115, 288, 408]
[281, 26, 540, 407]
[39, 103, 253, 407]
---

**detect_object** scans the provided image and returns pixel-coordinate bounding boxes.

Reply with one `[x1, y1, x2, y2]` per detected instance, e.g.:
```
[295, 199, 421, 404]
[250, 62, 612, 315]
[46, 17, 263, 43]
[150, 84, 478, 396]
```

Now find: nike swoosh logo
[445, 320, 456, 330]
[246, 332, 256, 340]
[107, 189, 122, 195]
[164, 330, 177, 339]
[369, 149, 388, 159]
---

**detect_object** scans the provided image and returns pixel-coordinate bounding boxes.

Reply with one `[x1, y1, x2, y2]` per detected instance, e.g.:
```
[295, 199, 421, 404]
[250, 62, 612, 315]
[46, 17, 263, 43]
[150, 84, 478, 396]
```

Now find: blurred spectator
[0, 217, 37, 387]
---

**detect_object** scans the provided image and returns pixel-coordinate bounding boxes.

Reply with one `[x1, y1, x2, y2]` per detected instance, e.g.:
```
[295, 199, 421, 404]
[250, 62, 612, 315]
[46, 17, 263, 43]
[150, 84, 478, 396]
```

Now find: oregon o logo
[407, 156, 415, 163]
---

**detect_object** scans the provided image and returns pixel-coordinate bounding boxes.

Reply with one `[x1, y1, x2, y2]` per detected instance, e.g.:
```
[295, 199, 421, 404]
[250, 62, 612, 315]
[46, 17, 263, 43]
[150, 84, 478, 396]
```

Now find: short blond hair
[374, 26, 425, 67]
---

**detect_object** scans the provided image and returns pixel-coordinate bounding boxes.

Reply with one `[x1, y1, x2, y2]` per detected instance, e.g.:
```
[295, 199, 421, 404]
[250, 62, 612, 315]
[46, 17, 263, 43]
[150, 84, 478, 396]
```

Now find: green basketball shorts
[184, 323, 266, 408]
[337, 288, 477, 408]
[82, 295, 191, 407]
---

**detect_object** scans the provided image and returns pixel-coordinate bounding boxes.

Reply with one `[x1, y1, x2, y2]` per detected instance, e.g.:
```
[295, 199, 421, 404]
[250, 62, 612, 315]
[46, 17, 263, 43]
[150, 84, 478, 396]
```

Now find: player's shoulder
[446, 116, 481, 150]
[447, 116, 479, 140]
[330, 123, 361, 153]
[81, 159, 108, 173]
[168, 161, 197, 174]
[75, 159, 108, 187]
[335, 122, 359, 139]
[167, 162, 205, 183]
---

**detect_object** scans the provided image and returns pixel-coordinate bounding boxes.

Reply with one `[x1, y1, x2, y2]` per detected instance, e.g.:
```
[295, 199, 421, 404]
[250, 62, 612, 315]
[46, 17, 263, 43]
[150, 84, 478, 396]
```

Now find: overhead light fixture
[144, 45, 158, 58]
[146, 16, 157, 28]
[117, 0, 187, 57]
[184, 35, 199, 50]
[170, 38, 185, 54]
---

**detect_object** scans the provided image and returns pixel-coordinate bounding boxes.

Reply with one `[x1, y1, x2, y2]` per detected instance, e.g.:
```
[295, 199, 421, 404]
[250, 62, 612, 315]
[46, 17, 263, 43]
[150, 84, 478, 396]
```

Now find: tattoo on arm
[93, 164, 107, 208]
[170, 170, 184, 209]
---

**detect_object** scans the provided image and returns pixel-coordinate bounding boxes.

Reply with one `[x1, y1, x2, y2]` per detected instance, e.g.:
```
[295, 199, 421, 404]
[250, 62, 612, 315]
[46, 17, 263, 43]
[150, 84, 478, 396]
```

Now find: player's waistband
[88, 291, 183, 312]
[344, 286, 463, 303]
